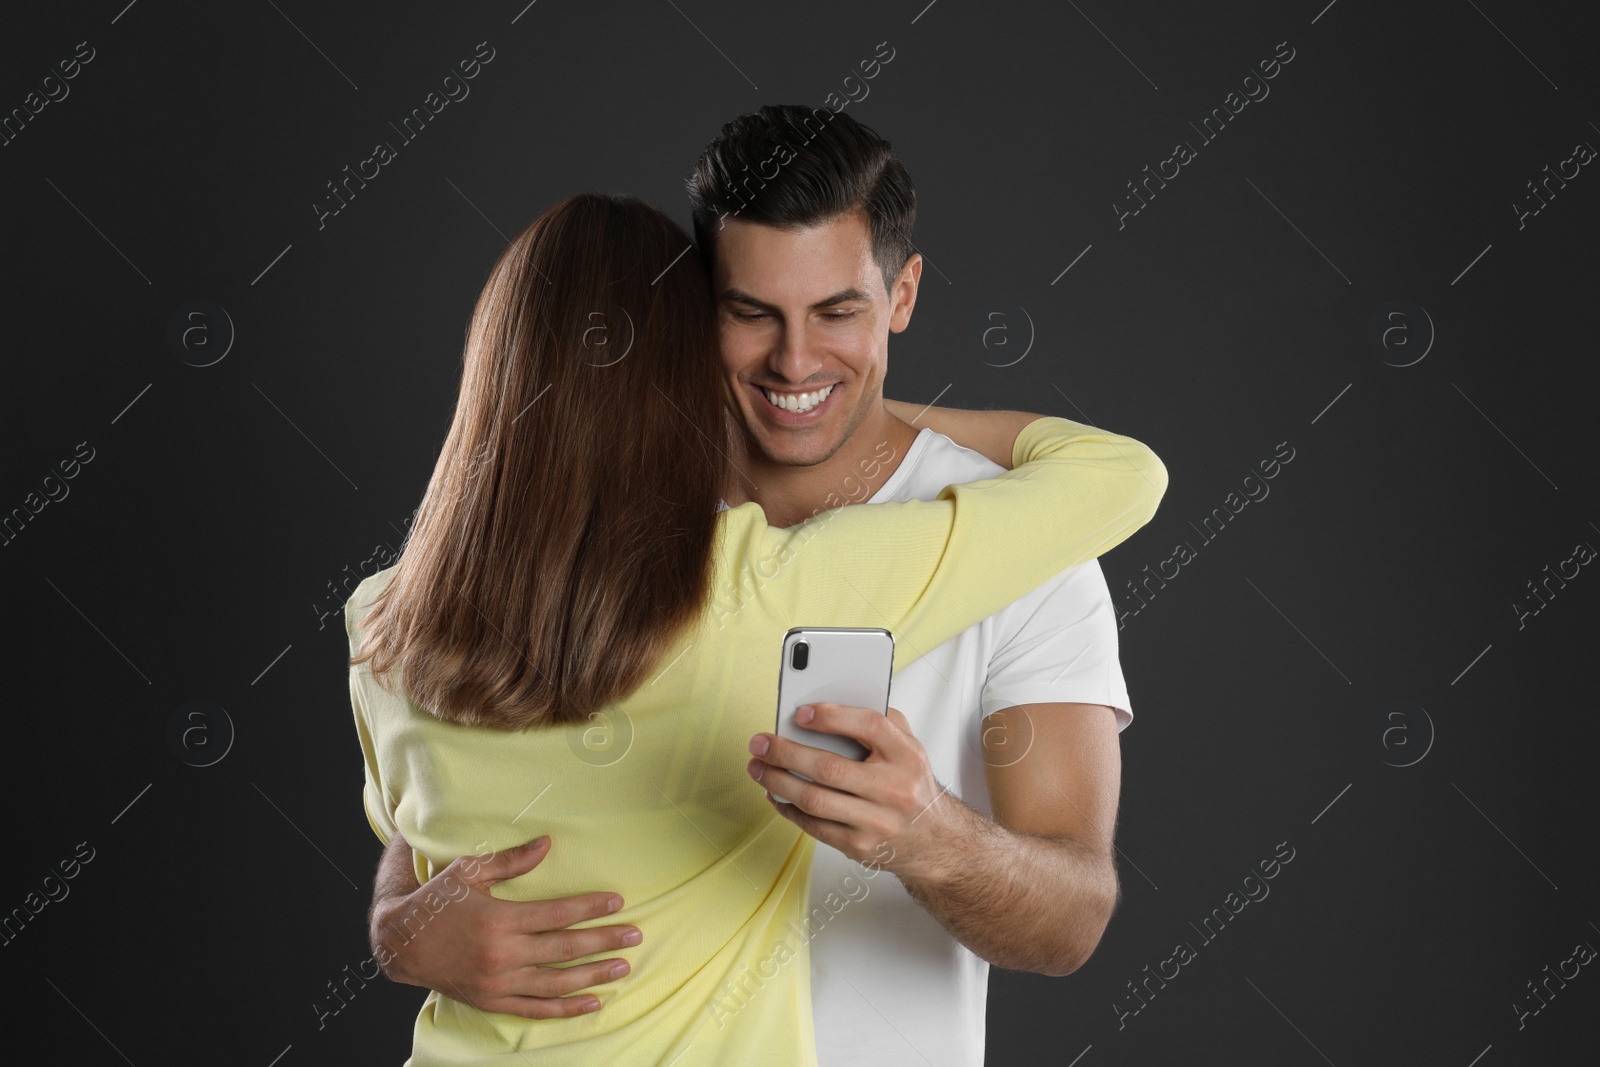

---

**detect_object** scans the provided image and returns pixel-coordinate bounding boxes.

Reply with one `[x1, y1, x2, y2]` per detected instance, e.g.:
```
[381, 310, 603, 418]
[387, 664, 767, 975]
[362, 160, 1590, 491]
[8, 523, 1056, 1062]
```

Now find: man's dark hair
[686, 104, 917, 296]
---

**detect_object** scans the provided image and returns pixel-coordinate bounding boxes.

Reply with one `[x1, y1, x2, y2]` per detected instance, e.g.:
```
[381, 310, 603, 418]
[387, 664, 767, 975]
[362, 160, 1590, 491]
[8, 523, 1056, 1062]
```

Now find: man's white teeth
[762, 384, 834, 413]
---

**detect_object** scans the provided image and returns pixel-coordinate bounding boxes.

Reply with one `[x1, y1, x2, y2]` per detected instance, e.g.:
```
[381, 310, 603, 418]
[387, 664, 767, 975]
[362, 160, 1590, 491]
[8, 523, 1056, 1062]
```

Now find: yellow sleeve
[345, 584, 399, 846]
[754, 416, 1167, 672]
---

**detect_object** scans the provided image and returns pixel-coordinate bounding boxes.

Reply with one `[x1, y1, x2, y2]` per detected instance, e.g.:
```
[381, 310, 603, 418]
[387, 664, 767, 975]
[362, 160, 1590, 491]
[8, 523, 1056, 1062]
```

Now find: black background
[3, 1, 1597, 1064]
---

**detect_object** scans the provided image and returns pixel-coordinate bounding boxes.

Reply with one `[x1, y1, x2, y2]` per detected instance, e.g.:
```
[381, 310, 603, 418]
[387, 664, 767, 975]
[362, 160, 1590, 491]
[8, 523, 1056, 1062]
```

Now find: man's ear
[887, 253, 923, 333]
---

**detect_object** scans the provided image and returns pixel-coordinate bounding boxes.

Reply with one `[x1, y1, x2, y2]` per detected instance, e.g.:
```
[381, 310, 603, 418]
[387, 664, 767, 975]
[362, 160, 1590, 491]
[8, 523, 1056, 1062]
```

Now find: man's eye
[732, 311, 767, 321]
[824, 311, 858, 321]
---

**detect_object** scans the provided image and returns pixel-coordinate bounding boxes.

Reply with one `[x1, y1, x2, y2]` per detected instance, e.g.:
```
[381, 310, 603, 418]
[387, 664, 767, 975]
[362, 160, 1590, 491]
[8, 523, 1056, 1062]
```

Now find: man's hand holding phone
[750, 699, 957, 883]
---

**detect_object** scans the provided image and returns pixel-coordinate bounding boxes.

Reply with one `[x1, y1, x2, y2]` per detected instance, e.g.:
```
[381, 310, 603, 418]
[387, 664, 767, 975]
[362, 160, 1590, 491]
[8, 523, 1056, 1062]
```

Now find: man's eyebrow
[719, 286, 873, 311]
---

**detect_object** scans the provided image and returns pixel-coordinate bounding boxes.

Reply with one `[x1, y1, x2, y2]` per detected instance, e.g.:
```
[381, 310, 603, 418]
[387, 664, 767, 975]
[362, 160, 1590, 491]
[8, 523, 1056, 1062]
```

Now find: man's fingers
[527, 918, 642, 962]
[482, 992, 603, 1020]
[765, 789, 852, 850]
[513, 891, 628, 935]
[475, 957, 634, 1018]
[807, 701, 907, 753]
[757, 733, 866, 796]
[758, 763, 873, 828]
[757, 702, 909, 763]
[520, 956, 632, 999]
[456, 835, 551, 888]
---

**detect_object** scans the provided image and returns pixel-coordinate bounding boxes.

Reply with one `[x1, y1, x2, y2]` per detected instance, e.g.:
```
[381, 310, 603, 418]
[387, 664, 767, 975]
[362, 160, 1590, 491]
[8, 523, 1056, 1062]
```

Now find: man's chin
[743, 420, 844, 469]
[760, 438, 839, 469]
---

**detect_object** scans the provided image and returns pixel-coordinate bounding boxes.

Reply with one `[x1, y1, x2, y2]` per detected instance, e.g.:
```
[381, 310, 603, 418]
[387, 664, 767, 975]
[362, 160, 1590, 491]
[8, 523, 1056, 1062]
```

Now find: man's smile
[751, 381, 841, 422]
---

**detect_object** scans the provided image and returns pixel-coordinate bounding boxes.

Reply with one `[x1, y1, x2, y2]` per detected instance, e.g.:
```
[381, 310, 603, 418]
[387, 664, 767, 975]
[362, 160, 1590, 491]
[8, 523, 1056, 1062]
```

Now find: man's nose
[768, 321, 824, 381]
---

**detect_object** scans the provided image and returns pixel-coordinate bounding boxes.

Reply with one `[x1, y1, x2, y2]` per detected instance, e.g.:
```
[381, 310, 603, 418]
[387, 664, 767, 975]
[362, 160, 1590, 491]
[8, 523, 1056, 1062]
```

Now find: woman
[345, 192, 1166, 1065]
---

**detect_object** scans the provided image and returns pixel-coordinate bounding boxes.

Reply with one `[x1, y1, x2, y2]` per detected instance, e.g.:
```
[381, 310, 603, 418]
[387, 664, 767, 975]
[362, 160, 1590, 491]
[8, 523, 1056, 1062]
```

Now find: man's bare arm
[897, 702, 1121, 976]
[369, 832, 643, 1017]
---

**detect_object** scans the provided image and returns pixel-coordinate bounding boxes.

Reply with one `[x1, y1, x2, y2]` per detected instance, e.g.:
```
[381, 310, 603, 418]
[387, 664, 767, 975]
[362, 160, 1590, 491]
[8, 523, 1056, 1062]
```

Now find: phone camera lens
[791, 641, 809, 670]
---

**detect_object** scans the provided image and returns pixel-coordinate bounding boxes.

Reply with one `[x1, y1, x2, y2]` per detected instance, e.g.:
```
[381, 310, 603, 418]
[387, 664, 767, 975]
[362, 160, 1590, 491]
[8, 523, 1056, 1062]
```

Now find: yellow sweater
[345, 416, 1167, 1066]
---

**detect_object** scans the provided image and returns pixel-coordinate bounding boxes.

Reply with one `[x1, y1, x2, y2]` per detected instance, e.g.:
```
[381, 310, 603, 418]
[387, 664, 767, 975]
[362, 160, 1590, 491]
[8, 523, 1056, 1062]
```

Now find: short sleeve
[345, 587, 399, 846]
[978, 559, 1134, 731]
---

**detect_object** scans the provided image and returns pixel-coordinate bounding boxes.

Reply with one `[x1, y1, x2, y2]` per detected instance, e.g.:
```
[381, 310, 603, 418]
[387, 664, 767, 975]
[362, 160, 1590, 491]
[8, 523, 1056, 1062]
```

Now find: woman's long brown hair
[348, 193, 731, 730]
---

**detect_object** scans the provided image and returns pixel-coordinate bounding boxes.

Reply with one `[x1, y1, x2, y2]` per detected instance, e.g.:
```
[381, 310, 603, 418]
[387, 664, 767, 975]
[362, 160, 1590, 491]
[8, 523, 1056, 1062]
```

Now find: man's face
[712, 210, 917, 468]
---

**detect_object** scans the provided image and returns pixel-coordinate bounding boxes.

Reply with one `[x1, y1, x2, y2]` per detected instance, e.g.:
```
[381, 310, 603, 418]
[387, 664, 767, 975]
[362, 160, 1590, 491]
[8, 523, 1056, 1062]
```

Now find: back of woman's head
[350, 192, 731, 730]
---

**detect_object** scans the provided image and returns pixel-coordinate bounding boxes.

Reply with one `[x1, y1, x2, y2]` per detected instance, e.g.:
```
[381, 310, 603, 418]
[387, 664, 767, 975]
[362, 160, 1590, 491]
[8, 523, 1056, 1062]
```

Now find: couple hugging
[344, 103, 1168, 1066]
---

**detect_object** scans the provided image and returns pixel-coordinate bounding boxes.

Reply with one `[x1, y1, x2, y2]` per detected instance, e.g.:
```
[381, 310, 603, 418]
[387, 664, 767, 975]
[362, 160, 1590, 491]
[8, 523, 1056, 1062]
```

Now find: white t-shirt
[806, 427, 1133, 1067]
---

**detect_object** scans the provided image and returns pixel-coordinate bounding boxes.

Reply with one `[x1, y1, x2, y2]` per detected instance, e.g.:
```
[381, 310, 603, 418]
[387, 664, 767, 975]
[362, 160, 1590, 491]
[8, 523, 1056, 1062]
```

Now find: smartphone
[772, 627, 895, 800]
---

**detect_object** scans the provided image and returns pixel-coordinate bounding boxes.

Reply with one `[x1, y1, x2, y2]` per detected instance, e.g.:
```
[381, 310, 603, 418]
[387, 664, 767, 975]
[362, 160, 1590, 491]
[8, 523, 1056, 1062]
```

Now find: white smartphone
[772, 627, 895, 800]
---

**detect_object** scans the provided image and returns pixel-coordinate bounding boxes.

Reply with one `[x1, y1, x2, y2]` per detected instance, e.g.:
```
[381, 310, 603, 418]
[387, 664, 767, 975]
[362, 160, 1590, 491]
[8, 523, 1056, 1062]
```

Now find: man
[367, 104, 1130, 1065]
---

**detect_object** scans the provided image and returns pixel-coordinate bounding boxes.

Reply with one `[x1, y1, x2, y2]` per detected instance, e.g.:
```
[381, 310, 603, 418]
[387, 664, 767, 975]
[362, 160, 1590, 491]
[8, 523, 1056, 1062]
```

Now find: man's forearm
[895, 794, 1118, 977]
[368, 834, 423, 967]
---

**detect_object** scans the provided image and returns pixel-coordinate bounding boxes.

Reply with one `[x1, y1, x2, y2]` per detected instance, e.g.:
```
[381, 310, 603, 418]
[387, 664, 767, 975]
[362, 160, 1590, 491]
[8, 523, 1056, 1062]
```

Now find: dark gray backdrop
[3, 1, 1596, 1064]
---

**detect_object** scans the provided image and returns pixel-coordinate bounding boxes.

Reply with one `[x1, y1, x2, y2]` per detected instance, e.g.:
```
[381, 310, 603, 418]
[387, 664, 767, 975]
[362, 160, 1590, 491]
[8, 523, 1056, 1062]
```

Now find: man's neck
[729, 409, 921, 528]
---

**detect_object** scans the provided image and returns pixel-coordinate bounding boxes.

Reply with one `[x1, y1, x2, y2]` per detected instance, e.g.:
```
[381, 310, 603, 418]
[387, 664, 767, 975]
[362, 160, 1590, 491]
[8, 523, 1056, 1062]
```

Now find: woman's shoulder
[344, 565, 399, 636]
[355, 565, 397, 603]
